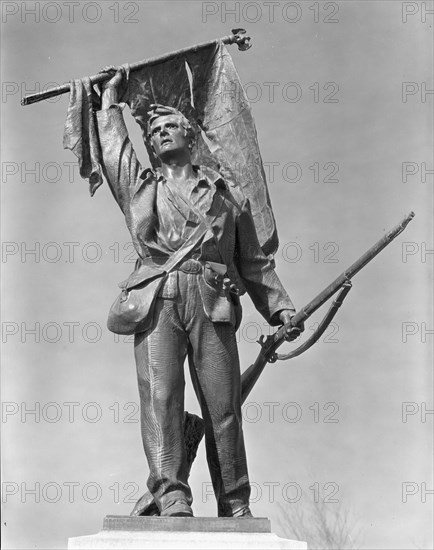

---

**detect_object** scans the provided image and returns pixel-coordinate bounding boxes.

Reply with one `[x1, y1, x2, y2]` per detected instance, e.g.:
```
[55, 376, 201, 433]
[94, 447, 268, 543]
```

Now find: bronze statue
[21, 29, 415, 526]
[95, 66, 301, 518]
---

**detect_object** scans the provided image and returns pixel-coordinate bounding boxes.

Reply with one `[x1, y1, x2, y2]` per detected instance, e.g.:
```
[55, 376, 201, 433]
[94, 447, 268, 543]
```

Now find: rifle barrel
[291, 211, 415, 326]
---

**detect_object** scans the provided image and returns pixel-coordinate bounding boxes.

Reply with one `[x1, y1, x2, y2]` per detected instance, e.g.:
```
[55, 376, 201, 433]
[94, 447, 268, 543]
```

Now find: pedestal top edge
[103, 515, 271, 533]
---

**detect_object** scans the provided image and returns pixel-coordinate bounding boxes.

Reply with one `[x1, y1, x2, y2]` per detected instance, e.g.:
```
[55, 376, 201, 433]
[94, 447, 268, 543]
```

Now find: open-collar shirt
[154, 166, 223, 254]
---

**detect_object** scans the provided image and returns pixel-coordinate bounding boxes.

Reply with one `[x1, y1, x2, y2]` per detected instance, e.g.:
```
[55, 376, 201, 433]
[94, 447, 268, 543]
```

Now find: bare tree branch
[277, 496, 362, 549]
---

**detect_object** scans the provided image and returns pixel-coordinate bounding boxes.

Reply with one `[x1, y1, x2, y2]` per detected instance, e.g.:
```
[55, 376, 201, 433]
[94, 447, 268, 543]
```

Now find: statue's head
[143, 104, 197, 161]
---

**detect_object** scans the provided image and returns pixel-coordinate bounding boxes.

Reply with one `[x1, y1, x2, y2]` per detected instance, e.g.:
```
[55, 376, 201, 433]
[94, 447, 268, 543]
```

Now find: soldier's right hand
[98, 65, 128, 108]
[99, 66, 125, 90]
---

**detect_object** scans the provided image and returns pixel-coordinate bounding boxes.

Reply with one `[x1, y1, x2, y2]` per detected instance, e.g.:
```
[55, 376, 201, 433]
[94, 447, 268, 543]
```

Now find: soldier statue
[95, 66, 301, 518]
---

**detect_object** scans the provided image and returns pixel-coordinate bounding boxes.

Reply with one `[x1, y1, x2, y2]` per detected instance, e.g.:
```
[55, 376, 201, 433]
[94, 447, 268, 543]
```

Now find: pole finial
[229, 28, 252, 51]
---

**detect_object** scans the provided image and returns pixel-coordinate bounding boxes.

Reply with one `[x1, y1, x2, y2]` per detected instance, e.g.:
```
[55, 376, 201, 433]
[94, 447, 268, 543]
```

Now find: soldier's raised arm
[95, 67, 143, 214]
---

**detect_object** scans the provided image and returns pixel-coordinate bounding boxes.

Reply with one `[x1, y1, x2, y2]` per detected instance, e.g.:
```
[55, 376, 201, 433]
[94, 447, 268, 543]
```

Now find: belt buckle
[182, 259, 201, 274]
[191, 259, 201, 274]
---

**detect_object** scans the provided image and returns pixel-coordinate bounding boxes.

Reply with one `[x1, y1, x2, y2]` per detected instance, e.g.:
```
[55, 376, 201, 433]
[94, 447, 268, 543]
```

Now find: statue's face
[149, 115, 189, 159]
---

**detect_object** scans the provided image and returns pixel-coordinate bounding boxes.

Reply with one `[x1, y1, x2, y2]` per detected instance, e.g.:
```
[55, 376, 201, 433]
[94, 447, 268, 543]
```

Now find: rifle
[131, 211, 415, 516]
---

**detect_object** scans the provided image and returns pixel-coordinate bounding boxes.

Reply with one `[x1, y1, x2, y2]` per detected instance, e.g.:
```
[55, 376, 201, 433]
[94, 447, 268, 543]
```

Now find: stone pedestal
[68, 515, 307, 549]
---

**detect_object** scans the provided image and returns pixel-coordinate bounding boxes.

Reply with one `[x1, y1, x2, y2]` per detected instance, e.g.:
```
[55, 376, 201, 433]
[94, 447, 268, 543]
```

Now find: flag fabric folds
[63, 78, 104, 196]
[186, 43, 278, 256]
[63, 42, 278, 255]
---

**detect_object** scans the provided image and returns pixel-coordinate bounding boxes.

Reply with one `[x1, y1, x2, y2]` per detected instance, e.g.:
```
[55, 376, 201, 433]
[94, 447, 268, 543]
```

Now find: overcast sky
[1, 1, 433, 549]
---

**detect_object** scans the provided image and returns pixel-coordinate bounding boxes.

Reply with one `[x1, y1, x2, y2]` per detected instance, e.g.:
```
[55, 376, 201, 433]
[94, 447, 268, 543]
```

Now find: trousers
[134, 270, 251, 516]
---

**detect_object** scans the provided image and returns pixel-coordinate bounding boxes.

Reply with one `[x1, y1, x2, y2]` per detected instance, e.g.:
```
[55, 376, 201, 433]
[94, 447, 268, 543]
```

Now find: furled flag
[64, 42, 278, 256]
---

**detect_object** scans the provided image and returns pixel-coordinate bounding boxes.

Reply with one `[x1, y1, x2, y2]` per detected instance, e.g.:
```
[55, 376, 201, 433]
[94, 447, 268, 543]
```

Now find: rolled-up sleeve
[235, 199, 295, 325]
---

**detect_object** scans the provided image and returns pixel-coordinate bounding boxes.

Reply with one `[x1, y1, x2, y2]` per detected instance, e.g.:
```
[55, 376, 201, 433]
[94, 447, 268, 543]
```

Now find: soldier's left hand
[279, 310, 304, 342]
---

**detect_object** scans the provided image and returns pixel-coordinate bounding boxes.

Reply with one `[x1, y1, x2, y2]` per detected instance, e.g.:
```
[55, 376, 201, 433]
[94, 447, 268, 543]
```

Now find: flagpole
[21, 29, 251, 106]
